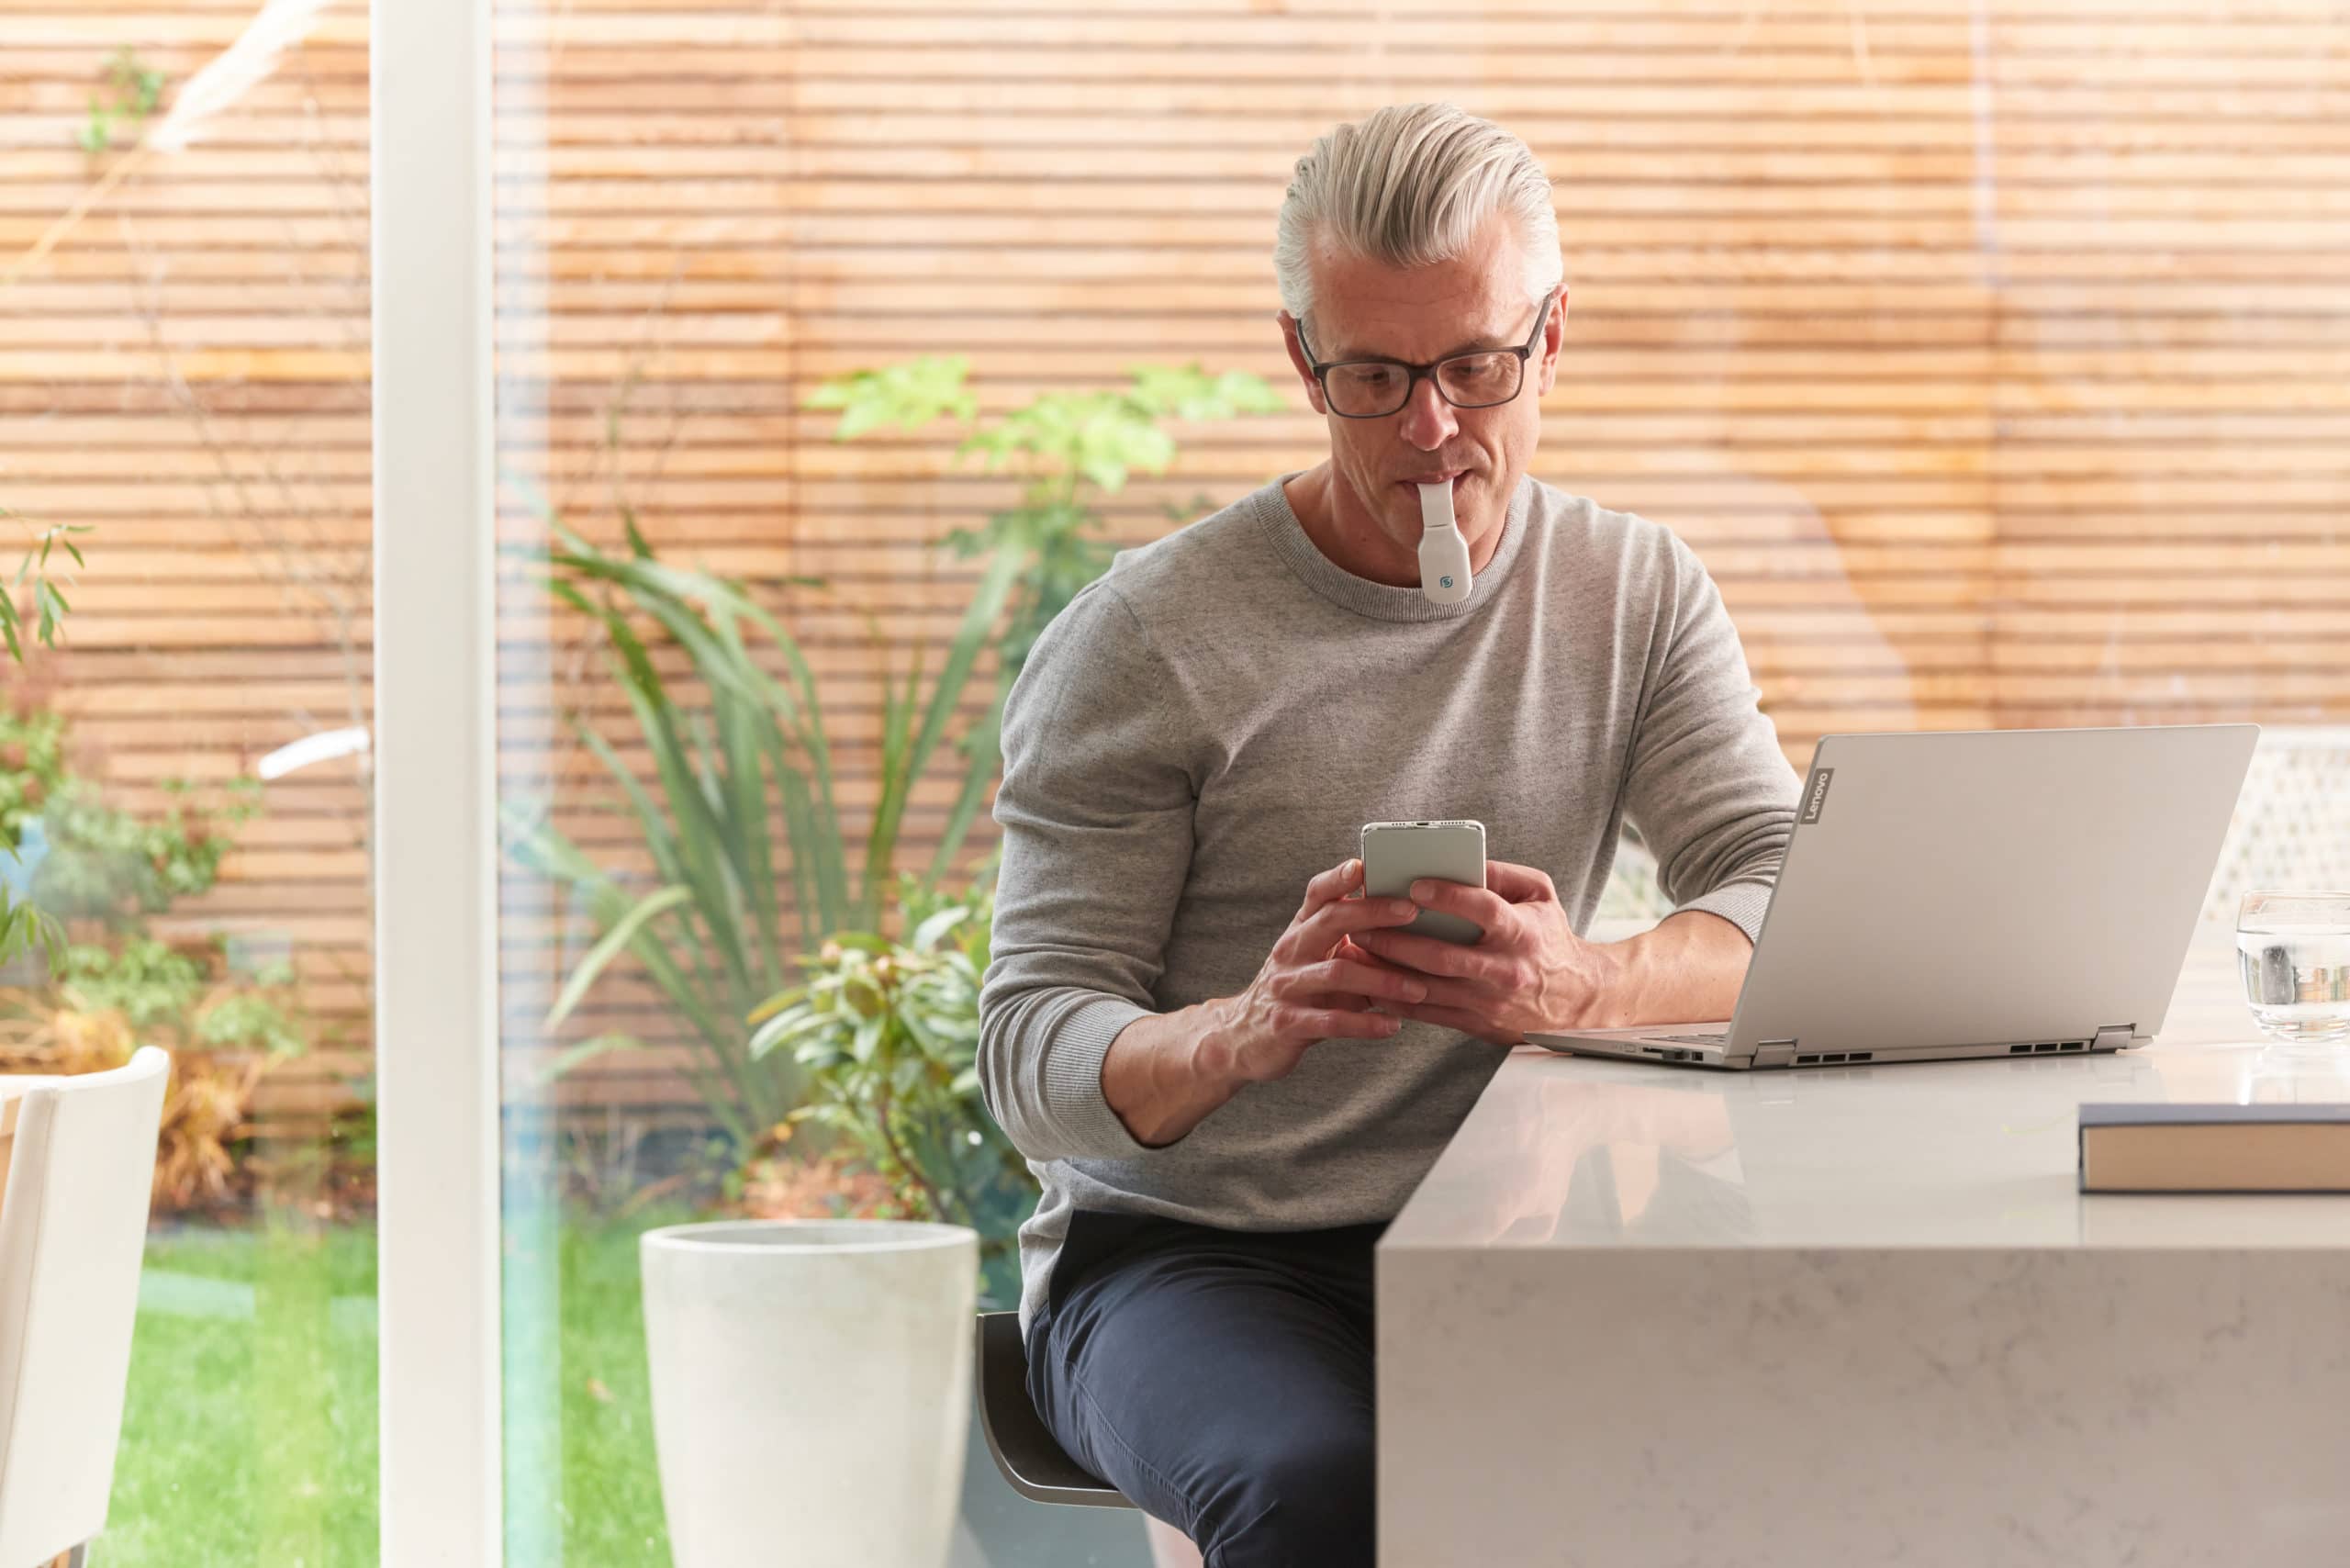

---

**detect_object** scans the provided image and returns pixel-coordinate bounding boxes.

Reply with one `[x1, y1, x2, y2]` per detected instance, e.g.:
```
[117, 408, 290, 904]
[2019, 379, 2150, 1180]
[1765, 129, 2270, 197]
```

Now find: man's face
[1281, 213, 1564, 554]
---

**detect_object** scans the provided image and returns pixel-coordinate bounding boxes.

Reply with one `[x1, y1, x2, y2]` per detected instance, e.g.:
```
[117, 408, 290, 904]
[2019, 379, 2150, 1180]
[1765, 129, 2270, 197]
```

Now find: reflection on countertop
[1385, 945, 2350, 1256]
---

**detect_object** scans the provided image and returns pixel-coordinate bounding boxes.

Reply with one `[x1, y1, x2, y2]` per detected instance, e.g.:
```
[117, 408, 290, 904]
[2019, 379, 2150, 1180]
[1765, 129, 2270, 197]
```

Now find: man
[977, 102, 1800, 1565]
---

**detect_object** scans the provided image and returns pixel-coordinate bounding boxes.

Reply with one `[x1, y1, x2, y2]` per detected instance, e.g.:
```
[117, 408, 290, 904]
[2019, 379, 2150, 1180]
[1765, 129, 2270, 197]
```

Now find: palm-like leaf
[508, 507, 1013, 1161]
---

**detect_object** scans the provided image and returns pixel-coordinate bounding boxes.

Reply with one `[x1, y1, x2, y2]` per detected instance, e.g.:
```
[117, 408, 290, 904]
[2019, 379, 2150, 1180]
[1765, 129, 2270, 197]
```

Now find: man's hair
[1275, 102, 1561, 331]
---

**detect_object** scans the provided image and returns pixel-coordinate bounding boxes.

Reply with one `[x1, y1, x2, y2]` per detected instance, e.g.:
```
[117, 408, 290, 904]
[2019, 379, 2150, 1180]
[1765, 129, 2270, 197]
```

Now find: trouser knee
[1199, 1429, 1375, 1568]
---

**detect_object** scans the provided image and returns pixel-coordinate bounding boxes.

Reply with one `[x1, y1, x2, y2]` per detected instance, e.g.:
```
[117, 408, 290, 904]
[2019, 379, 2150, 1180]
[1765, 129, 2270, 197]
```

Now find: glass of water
[2237, 891, 2350, 1048]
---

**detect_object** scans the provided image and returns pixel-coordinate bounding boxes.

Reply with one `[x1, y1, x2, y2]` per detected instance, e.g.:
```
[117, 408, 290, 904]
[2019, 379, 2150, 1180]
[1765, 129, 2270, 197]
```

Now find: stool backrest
[0, 1047, 170, 1567]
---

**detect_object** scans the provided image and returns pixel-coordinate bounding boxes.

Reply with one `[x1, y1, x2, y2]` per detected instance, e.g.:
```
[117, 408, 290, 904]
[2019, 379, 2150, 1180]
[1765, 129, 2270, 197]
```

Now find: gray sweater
[978, 474, 1801, 1332]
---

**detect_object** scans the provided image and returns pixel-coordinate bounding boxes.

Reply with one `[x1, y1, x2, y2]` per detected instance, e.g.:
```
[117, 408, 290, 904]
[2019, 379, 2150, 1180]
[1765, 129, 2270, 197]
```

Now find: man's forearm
[1598, 906, 1755, 1026]
[1099, 998, 1245, 1148]
[1098, 906, 1751, 1143]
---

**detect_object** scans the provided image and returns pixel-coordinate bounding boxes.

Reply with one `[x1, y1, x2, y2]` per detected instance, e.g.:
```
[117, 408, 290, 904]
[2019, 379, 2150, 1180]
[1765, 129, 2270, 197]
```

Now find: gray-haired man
[978, 103, 1801, 1565]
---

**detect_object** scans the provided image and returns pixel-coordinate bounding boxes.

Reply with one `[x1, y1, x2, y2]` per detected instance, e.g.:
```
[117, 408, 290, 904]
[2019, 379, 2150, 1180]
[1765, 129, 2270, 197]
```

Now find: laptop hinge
[1752, 1038, 1797, 1069]
[2094, 1025, 2136, 1052]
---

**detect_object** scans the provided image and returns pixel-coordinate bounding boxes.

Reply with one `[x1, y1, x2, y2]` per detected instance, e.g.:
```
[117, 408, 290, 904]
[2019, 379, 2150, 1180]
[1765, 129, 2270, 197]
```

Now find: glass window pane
[1, 5, 376, 1563]
[476, 6, 2348, 1563]
[487, 3, 1152, 1561]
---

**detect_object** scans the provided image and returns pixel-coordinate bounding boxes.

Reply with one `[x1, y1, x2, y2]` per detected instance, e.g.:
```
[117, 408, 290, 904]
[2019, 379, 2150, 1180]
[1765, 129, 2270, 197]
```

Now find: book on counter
[2078, 1103, 2350, 1193]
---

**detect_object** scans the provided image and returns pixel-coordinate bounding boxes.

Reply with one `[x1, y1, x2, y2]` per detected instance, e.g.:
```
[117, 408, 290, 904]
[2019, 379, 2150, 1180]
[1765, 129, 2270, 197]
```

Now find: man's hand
[1208, 857, 1432, 1083]
[1102, 857, 1432, 1147]
[1351, 858, 1752, 1046]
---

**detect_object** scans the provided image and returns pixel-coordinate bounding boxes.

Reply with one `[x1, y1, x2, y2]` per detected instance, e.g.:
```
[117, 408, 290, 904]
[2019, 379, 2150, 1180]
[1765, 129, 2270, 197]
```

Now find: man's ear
[1535, 286, 1568, 397]
[1277, 311, 1329, 416]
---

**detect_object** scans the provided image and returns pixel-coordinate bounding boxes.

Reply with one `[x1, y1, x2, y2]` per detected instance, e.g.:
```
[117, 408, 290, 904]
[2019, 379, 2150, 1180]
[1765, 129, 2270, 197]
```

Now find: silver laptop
[1528, 723, 2259, 1070]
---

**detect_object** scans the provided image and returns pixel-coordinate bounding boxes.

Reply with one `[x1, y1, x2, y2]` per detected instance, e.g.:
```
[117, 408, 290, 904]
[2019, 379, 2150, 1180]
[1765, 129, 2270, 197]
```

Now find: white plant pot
[642, 1218, 979, 1568]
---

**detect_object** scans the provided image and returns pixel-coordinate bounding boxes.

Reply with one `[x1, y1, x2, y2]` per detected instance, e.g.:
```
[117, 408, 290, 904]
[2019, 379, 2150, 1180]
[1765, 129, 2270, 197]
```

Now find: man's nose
[1397, 375, 1457, 451]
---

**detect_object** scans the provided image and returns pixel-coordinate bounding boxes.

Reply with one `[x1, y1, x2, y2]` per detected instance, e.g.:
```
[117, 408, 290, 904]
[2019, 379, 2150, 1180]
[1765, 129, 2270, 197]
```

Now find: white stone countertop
[1375, 944, 2350, 1568]
[1384, 947, 2350, 1259]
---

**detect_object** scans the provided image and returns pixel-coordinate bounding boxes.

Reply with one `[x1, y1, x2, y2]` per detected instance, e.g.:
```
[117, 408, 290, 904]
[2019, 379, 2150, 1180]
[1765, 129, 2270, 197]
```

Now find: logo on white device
[1416, 482, 1472, 605]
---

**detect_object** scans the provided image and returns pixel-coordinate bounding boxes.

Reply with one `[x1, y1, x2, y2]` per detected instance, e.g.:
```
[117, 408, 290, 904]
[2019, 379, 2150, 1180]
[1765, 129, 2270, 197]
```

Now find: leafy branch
[0, 510, 89, 666]
[1, 513, 93, 968]
[78, 48, 165, 155]
[809, 354, 1285, 689]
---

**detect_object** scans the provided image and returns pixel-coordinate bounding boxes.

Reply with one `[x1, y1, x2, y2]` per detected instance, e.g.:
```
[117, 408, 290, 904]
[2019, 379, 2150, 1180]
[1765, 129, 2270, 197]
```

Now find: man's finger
[1300, 857, 1365, 915]
[1407, 877, 1511, 931]
[1300, 895, 1425, 954]
[1353, 926, 1512, 985]
[1297, 958, 1429, 1005]
[1301, 1007, 1406, 1040]
[1407, 973, 1485, 1012]
[1332, 935, 1417, 974]
[1483, 859, 1559, 904]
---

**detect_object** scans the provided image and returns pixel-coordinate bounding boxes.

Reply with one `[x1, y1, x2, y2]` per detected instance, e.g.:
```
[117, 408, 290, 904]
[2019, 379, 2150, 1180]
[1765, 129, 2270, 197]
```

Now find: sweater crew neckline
[1255, 470, 1536, 623]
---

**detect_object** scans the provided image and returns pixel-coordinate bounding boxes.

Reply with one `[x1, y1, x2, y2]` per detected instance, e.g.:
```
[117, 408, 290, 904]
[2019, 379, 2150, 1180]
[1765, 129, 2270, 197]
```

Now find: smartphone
[1360, 819, 1487, 945]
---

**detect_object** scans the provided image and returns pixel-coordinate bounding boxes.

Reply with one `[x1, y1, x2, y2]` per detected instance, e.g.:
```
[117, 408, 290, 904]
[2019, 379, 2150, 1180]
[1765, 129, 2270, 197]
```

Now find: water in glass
[2238, 891, 2350, 1046]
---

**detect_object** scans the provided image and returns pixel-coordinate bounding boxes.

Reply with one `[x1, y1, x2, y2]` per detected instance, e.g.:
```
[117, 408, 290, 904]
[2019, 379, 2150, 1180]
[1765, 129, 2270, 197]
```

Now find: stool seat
[973, 1311, 1135, 1508]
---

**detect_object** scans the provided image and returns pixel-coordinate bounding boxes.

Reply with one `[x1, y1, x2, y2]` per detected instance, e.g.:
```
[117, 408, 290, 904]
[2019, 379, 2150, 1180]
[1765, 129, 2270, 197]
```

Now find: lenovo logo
[1799, 767, 1835, 825]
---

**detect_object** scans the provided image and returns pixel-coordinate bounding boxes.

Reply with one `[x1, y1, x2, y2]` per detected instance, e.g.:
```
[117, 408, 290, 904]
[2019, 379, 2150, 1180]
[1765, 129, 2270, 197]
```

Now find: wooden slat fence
[2, 0, 2344, 1117]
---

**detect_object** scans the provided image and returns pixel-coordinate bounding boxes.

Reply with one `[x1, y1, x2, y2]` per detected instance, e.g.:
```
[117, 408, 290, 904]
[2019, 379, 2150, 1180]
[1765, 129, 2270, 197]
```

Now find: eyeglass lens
[1323, 351, 1523, 417]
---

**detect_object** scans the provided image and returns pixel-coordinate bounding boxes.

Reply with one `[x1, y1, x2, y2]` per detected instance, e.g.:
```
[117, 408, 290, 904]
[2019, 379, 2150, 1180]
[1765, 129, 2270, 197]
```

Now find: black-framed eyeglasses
[1294, 290, 1556, 420]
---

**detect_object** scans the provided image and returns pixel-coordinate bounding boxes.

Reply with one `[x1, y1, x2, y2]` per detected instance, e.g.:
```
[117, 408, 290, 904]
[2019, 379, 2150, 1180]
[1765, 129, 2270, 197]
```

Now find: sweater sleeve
[977, 579, 1196, 1162]
[1618, 532, 1802, 944]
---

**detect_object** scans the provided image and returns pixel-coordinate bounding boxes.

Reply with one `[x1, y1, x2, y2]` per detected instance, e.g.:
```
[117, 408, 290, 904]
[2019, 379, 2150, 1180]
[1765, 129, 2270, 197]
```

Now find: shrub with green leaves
[0, 704, 65, 855]
[0, 696, 287, 1009]
[511, 358, 1281, 1171]
[0, 512, 89, 966]
[53, 936, 305, 1058]
[4, 701, 257, 964]
[0, 702, 306, 1107]
[502, 510, 1018, 1156]
[747, 875, 1030, 1305]
[30, 775, 260, 928]
[808, 356, 1286, 687]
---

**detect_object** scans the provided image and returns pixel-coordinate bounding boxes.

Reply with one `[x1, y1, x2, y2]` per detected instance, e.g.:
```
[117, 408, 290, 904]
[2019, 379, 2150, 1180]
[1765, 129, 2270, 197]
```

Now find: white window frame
[370, 0, 503, 1560]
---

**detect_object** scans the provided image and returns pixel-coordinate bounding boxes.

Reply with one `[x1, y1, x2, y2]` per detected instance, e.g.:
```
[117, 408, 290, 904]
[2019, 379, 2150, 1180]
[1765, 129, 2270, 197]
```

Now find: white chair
[0, 1047, 170, 1568]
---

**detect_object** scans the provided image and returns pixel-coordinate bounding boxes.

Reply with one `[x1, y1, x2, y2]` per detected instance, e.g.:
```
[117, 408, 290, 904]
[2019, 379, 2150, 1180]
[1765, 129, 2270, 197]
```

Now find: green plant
[746, 874, 1032, 1304]
[193, 972, 307, 1058]
[33, 937, 303, 1059]
[810, 359, 1282, 876]
[55, 935, 209, 1031]
[0, 703, 64, 843]
[28, 773, 260, 929]
[1, 699, 274, 1059]
[809, 356, 1286, 687]
[0, 700, 304, 1215]
[0, 854, 57, 969]
[0, 510, 84, 667]
[2, 934, 310, 1213]
[511, 359, 1278, 1165]
[0, 514, 88, 966]
[76, 47, 165, 154]
[13, 2, 343, 289]
[502, 510, 1020, 1156]
[1, 694, 260, 938]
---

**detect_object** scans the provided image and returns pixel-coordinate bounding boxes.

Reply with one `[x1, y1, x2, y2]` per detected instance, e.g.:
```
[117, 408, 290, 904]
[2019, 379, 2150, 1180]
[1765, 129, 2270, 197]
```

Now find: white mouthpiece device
[1416, 481, 1472, 605]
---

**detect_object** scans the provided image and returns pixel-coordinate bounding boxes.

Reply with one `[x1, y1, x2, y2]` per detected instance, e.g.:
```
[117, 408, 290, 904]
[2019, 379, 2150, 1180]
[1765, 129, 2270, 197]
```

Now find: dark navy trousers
[1024, 1209, 1384, 1567]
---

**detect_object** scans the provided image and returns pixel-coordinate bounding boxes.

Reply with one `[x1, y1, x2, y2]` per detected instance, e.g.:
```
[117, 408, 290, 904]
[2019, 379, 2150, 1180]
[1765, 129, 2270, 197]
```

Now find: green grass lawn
[105, 1211, 1147, 1568]
[106, 1215, 673, 1568]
